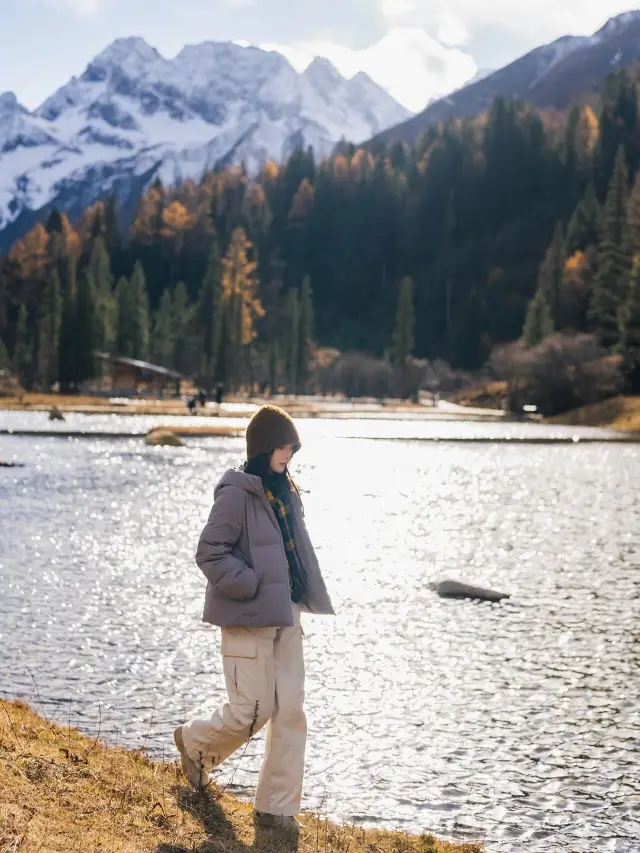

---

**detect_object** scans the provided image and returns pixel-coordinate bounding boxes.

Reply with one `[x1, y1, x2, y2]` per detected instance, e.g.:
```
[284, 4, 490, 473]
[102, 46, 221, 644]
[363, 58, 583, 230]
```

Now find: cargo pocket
[220, 631, 265, 731]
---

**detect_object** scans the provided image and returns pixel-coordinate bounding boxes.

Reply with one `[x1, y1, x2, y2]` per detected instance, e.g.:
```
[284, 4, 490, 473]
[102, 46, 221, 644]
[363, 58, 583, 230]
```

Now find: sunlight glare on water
[1, 414, 639, 853]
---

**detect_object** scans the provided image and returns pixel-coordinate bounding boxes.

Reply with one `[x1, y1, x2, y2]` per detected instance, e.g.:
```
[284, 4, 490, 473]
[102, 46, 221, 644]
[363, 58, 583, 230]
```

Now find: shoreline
[0, 698, 483, 853]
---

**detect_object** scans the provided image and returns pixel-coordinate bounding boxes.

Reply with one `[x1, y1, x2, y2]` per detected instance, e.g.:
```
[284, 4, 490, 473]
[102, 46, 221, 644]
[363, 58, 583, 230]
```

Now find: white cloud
[381, 0, 417, 17]
[262, 26, 477, 113]
[390, 1, 638, 46]
[435, 13, 470, 47]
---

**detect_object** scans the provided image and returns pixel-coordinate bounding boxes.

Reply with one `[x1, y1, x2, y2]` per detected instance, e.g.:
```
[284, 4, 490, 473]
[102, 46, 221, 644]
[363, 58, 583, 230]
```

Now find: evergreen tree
[151, 289, 174, 367]
[626, 170, 640, 259]
[172, 281, 192, 375]
[391, 276, 415, 366]
[590, 146, 631, 348]
[45, 209, 64, 235]
[130, 261, 150, 360]
[90, 236, 115, 355]
[75, 268, 96, 382]
[14, 304, 33, 387]
[537, 222, 566, 325]
[284, 288, 300, 393]
[296, 275, 314, 394]
[268, 340, 279, 396]
[566, 184, 601, 254]
[37, 267, 61, 388]
[198, 240, 222, 386]
[58, 254, 77, 392]
[115, 276, 133, 356]
[522, 289, 554, 347]
[618, 258, 640, 391]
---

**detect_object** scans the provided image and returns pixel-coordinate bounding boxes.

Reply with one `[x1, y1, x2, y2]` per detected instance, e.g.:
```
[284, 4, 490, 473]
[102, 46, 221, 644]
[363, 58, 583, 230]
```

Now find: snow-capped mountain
[373, 10, 640, 146]
[0, 37, 410, 251]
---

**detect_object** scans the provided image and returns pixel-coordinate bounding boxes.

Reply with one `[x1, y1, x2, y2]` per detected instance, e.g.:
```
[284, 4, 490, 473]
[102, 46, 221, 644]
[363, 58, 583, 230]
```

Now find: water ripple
[1, 421, 639, 852]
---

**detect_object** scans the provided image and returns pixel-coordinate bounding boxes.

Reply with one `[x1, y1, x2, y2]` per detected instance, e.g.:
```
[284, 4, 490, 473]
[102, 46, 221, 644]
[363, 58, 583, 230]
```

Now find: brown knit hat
[246, 405, 301, 460]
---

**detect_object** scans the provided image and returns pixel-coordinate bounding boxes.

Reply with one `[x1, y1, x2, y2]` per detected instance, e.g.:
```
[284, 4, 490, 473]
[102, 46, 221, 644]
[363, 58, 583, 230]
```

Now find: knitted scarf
[263, 482, 308, 605]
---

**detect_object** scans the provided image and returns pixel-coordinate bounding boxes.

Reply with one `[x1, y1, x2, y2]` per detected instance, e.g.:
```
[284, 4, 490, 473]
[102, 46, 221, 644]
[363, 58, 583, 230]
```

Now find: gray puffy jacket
[195, 469, 335, 628]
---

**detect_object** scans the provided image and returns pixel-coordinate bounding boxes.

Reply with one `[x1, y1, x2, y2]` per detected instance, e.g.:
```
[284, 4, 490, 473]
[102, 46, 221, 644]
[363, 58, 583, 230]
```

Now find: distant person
[197, 389, 207, 408]
[187, 396, 198, 415]
[215, 382, 224, 407]
[173, 405, 334, 834]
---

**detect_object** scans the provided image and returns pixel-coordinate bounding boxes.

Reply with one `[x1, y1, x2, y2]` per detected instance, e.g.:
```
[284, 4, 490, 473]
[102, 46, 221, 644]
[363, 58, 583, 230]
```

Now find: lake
[1, 410, 639, 852]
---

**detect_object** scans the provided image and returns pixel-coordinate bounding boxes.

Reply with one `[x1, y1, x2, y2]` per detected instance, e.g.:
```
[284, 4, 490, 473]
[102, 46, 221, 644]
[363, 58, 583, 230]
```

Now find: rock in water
[428, 579, 511, 602]
[145, 429, 184, 447]
[49, 405, 64, 421]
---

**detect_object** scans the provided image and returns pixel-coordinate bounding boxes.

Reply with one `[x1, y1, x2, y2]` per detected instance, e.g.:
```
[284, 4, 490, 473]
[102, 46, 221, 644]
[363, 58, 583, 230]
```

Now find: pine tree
[0, 335, 8, 368]
[172, 281, 192, 375]
[198, 240, 222, 386]
[58, 254, 77, 392]
[566, 184, 601, 254]
[618, 258, 640, 391]
[14, 304, 33, 387]
[151, 289, 174, 367]
[284, 288, 300, 394]
[590, 146, 631, 348]
[114, 266, 149, 361]
[75, 268, 96, 382]
[537, 222, 566, 325]
[37, 267, 61, 388]
[391, 276, 415, 366]
[522, 289, 554, 347]
[268, 340, 279, 396]
[130, 261, 149, 361]
[90, 236, 115, 355]
[115, 277, 133, 356]
[626, 170, 640, 259]
[296, 275, 314, 394]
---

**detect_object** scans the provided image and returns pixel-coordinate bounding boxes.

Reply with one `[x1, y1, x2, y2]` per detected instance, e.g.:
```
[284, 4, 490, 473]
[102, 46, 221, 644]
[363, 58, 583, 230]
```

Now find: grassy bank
[450, 383, 640, 433]
[0, 700, 483, 853]
[546, 395, 640, 432]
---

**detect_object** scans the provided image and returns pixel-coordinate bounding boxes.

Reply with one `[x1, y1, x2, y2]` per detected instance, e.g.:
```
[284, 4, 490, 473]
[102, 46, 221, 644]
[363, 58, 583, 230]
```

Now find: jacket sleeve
[195, 486, 259, 601]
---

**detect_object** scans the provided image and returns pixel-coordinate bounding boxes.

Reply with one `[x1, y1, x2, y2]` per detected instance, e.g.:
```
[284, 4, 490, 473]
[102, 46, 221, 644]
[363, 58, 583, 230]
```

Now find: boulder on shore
[145, 429, 184, 447]
[428, 579, 511, 602]
[49, 405, 65, 421]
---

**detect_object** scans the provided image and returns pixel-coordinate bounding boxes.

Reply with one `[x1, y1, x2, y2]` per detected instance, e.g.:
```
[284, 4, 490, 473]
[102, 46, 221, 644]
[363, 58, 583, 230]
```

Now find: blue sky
[0, 0, 637, 112]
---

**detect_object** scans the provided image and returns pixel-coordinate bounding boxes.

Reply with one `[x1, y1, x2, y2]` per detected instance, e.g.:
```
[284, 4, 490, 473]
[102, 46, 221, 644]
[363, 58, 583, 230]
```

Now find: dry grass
[446, 383, 508, 411]
[546, 395, 640, 432]
[0, 700, 483, 853]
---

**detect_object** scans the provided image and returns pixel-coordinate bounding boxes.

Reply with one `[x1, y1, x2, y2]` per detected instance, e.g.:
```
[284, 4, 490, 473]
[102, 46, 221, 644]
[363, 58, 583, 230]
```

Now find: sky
[0, 0, 638, 113]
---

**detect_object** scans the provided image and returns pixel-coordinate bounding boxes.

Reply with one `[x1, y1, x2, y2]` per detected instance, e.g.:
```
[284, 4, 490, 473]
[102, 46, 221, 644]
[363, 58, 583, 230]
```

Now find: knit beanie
[246, 405, 301, 460]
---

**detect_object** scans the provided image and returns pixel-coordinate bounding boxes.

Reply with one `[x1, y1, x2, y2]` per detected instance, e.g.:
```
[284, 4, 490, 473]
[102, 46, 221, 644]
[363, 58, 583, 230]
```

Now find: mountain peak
[304, 57, 345, 88]
[82, 36, 161, 83]
[95, 36, 160, 64]
[596, 10, 640, 39]
[0, 92, 26, 115]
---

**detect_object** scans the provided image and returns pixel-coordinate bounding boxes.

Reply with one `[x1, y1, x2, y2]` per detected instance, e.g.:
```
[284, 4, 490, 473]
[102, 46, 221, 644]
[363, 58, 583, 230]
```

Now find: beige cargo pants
[181, 606, 306, 817]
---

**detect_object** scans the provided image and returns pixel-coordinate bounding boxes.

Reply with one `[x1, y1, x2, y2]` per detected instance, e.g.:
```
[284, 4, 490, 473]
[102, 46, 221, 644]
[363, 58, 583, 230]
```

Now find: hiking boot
[173, 726, 209, 790]
[253, 810, 302, 832]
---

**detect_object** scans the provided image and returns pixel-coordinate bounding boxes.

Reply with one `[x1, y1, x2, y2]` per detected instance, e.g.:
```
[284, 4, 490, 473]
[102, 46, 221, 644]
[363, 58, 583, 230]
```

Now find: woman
[174, 404, 334, 832]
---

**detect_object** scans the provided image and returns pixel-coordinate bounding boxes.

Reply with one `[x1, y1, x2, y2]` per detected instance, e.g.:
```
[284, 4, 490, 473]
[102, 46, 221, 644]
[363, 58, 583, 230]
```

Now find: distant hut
[94, 353, 187, 398]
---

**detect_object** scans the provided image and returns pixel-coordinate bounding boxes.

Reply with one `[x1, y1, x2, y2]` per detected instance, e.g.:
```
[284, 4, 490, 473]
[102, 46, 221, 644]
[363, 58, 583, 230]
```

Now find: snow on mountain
[0, 37, 411, 250]
[372, 10, 640, 147]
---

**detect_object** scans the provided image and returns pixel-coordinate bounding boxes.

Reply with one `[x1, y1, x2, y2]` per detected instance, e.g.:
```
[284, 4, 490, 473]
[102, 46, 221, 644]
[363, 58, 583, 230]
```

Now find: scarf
[264, 480, 308, 605]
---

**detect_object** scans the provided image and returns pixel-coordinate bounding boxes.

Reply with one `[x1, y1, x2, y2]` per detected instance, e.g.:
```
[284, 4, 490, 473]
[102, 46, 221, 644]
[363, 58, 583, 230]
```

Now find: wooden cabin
[94, 354, 187, 398]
